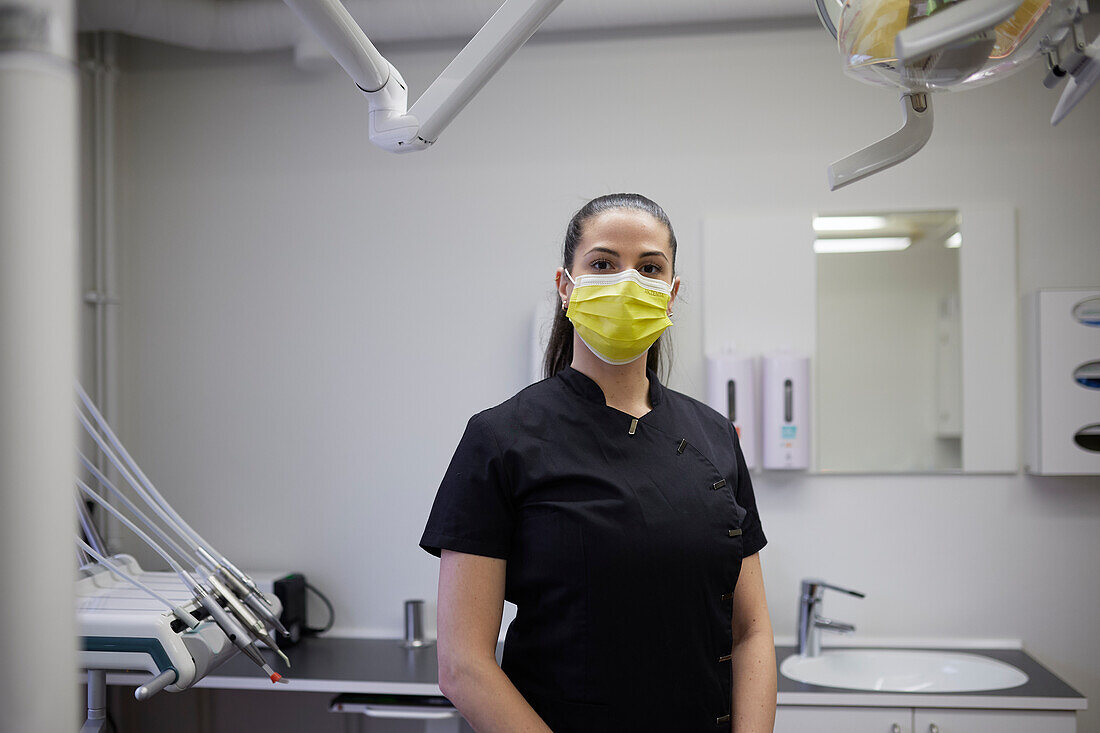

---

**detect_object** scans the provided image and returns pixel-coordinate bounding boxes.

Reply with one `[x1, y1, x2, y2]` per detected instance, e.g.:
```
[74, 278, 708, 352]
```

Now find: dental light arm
[1052, 34, 1100, 124]
[282, 0, 389, 92]
[827, 92, 934, 190]
[818, 0, 1095, 188]
[894, 0, 1025, 63]
[281, 0, 564, 152]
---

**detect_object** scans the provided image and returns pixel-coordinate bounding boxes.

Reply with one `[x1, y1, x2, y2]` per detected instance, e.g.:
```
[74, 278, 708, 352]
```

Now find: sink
[780, 649, 1029, 692]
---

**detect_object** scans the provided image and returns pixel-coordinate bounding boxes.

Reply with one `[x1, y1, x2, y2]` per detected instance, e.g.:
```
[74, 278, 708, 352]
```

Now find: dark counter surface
[112, 637, 1087, 710]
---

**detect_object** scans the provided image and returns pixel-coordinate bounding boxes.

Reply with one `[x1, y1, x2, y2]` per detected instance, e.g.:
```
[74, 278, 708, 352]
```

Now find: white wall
[110, 24, 1100, 729]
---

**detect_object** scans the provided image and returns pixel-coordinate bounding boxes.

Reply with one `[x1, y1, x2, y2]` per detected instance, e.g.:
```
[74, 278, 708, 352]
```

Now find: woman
[419, 194, 776, 732]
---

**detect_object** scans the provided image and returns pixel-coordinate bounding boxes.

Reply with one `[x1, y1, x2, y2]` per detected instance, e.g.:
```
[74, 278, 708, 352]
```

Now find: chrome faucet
[797, 578, 865, 657]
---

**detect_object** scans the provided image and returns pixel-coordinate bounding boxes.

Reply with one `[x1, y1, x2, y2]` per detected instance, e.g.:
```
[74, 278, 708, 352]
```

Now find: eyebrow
[584, 246, 669, 263]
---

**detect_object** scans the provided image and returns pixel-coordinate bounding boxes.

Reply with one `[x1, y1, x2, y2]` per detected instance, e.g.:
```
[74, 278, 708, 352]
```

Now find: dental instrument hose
[77, 456, 208, 574]
[76, 525, 288, 682]
[77, 384, 270, 606]
[75, 480, 203, 594]
[76, 392, 288, 640]
[75, 411, 224, 582]
[77, 385, 225, 559]
[76, 477, 292, 668]
[75, 537, 199, 629]
[75, 384, 291, 682]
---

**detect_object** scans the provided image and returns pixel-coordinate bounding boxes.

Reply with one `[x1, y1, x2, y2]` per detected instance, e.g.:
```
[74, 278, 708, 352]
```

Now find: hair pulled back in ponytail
[542, 193, 678, 381]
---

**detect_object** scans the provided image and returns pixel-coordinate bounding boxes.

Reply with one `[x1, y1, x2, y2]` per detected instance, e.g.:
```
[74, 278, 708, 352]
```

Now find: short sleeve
[728, 420, 767, 557]
[419, 413, 516, 560]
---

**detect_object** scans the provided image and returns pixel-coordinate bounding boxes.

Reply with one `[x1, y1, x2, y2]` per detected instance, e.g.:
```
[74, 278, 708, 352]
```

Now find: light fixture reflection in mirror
[814, 210, 963, 473]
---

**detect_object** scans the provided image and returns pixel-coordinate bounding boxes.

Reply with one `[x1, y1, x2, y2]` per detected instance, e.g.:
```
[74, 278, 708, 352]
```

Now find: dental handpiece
[213, 563, 290, 638]
[207, 574, 291, 668]
[243, 589, 290, 638]
[194, 546, 289, 638]
[221, 556, 275, 610]
[207, 575, 263, 634]
[194, 587, 287, 684]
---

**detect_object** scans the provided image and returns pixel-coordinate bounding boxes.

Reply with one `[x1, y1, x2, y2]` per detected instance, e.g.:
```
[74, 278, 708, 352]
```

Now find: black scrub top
[419, 366, 767, 732]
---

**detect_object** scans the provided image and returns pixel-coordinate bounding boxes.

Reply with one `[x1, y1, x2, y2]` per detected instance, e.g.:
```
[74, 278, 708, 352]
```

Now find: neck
[570, 336, 653, 416]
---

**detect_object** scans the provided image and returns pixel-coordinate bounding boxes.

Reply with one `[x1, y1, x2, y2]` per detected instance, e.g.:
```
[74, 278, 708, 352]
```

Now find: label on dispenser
[781, 425, 797, 439]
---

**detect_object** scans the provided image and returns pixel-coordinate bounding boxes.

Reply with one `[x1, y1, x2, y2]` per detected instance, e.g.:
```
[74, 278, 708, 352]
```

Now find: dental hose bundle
[75, 382, 291, 685]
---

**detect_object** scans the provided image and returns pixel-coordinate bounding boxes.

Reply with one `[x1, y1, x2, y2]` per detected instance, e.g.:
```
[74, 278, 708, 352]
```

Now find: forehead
[579, 209, 671, 254]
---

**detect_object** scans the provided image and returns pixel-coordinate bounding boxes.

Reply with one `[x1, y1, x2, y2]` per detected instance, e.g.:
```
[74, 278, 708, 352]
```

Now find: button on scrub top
[420, 366, 767, 731]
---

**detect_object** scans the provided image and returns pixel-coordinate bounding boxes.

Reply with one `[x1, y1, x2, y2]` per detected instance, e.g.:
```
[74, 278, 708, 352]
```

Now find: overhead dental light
[815, 0, 1098, 190]
[280, 0, 563, 152]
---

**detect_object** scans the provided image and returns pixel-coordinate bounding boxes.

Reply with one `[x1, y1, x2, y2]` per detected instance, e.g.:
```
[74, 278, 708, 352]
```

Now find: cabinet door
[913, 708, 1076, 733]
[775, 706, 912, 733]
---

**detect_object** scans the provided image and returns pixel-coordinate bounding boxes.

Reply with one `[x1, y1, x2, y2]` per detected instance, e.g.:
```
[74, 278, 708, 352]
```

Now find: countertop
[106, 637, 1087, 711]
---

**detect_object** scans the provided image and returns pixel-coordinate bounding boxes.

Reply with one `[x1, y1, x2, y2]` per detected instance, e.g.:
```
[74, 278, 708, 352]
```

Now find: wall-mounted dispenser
[762, 354, 810, 470]
[705, 352, 757, 469]
[1024, 288, 1100, 475]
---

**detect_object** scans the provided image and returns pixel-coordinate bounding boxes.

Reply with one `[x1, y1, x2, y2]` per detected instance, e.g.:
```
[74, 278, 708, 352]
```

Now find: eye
[590, 259, 613, 271]
[639, 263, 662, 275]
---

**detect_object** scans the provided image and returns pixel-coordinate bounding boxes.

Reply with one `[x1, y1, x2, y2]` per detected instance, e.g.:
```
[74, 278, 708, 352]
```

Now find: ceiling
[79, 0, 821, 48]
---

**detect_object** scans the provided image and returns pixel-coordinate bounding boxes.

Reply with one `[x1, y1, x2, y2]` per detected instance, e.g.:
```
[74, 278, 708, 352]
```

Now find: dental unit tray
[77, 555, 283, 697]
[76, 379, 296, 733]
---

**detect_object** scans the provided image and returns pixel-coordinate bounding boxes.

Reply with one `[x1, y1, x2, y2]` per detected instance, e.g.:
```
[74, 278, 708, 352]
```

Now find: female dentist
[421, 193, 777, 732]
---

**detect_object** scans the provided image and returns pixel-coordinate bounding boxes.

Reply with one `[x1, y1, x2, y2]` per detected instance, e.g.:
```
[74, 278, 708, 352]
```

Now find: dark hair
[542, 193, 678, 381]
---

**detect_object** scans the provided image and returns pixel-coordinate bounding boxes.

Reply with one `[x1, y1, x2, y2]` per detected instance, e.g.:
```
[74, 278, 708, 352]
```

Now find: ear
[555, 267, 570, 309]
[668, 276, 681, 313]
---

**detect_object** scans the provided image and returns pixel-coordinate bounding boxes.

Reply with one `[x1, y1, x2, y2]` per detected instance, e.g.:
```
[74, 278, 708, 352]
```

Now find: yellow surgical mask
[564, 268, 673, 365]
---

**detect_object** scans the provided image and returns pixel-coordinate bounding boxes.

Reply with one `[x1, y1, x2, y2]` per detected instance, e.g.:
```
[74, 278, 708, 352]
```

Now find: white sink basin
[780, 649, 1029, 692]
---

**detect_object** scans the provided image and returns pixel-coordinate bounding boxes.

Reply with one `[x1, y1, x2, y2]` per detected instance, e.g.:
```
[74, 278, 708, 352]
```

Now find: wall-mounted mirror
[702, 203, 1017, 475]
[814, 210, 962, 473]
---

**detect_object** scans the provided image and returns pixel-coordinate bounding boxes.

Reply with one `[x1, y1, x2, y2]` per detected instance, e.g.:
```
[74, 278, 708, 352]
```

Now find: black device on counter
[272, 573, 307, 645]
[251, 570, 334, 645]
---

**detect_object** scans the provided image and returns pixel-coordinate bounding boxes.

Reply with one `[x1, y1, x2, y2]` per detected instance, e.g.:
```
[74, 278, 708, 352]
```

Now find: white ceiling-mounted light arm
[282, 0, 417, 149]
[1052, 34, 1100, 124]
[894, 0, 1025, 63]
[282, 0, 564, 153]
[827, 92, 934, 191]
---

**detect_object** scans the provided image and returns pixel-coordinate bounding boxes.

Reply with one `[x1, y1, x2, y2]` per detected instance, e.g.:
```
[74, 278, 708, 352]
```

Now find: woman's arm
[436, 549, 552, 733]
[730, 552, 777, 733]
